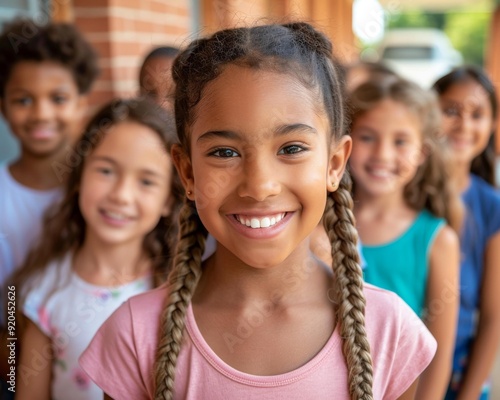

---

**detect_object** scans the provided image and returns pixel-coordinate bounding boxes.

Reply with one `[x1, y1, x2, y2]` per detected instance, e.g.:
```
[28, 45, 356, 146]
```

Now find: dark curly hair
[0, 18, 99, 97]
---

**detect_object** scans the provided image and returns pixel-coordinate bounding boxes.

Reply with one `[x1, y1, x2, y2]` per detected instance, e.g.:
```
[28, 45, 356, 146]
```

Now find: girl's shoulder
[22, 252, 72, 296]
[467, 174, 500, 204]
[464, 174, 500, 237]
[363, 283, 435, 343]
[362, 284, 436, 396]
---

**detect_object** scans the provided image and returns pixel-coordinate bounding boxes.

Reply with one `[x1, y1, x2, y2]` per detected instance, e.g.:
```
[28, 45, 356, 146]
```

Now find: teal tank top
[362, 209, 445, 317]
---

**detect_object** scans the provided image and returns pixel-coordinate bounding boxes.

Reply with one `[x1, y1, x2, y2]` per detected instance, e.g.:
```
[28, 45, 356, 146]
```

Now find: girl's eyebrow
[90, 155, 165, 177]
[274, 123, 318, 136]
[197, 123, 317, 144]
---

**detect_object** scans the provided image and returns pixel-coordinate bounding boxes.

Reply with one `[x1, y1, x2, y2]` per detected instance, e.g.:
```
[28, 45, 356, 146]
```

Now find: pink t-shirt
[80, 284, 436, 400]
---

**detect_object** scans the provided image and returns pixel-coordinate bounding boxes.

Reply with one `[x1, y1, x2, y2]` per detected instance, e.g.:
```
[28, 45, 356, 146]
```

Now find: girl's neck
[9, 152, 67, 190]
[450, 160, 472, 192]
[194, 241, 331, 309]
[73, 234, 150, 287]
[353, 188, 409, 217]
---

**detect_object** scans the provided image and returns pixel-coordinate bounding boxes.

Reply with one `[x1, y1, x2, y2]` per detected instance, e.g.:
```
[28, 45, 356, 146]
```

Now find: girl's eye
[278, 145, 306, 155]
[443, 107, 459, 117]
[472, 111, 483, 120]
[395, 139, 407, 146]
[358, 135, 374, 143]
[14, 97, 31, 106]
[97, 167, 113, 175]
[210, 148, 239, 158]
[52, 95, 68, 104]
[141, 179, 155, 187]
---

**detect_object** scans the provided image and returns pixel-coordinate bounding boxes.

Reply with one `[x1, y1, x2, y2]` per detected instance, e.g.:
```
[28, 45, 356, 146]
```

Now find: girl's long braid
[323, 173, 374, 400]
[154, 200, 207, 399]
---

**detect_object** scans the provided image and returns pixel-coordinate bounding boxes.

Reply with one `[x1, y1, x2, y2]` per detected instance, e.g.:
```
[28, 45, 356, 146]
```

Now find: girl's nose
[108, 177, 135, 204]
[456, 112, 474, 133]
[374, 140, 393, 161]
[237, 157, 281, 201]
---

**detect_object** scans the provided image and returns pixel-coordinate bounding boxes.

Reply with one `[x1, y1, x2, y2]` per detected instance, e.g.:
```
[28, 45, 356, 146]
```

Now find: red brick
[75, 16, 110, 34]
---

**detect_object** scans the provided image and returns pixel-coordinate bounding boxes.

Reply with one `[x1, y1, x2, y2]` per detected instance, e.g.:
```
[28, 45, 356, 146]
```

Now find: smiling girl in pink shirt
[81, 22, 436, 400]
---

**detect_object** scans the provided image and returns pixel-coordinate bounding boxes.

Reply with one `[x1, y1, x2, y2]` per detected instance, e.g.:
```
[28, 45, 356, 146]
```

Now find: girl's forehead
[441, 79, 491, 108]
[190, 65, 328, 137]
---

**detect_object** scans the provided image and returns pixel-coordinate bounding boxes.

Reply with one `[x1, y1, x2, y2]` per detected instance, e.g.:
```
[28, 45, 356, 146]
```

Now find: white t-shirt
[22, 252, 153, 400]
[0, 164, 63, 310]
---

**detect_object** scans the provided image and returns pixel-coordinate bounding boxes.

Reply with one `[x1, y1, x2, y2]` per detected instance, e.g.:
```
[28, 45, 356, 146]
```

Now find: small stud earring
[187, 190, 192, 196]
[331, 181, 338, 190]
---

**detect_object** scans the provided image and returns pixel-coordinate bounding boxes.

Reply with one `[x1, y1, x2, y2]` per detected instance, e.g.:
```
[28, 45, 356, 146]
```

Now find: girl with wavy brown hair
[13, 98, 182, 400]
[81, 23, 436, 400]
[349, 77, 462, 399]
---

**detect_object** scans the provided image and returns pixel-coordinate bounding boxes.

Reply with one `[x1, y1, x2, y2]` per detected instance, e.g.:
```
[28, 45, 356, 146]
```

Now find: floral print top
[23, 252, 153, 400]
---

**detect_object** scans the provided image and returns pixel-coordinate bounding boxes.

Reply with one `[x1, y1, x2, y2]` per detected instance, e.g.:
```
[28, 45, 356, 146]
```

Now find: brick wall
[58, 0, 355, 110]
[73, 0, 193, 110]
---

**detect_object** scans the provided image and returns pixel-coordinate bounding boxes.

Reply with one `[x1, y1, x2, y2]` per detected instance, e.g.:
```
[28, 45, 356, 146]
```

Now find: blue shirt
[362, 209, 445, 316]
[455, 174, 500, 353]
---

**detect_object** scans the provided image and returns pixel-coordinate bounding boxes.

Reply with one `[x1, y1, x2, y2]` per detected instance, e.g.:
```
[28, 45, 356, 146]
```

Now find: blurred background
[0, 0, 498, 164]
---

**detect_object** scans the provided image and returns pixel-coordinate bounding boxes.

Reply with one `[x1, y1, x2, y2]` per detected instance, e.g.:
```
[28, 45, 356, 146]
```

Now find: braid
[323, 173, 374, 400]
[154, 200, 207, 399]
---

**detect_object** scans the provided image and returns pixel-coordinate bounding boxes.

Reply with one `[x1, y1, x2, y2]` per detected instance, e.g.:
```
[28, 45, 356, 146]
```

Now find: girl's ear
[171, 144, 195, 200]
[327, 136, 352, 192]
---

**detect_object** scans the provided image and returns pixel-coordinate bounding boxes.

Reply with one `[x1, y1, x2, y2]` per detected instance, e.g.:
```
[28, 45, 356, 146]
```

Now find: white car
[377, 28, 463, 88]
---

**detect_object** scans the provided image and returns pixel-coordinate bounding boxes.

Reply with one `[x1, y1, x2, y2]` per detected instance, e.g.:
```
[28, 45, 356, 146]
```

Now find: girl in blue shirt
[434, 66, 500, 400]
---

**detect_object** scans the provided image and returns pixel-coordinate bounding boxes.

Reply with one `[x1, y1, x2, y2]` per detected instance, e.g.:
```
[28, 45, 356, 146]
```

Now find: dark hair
[154, 22, 374, 400]
[0, 18, 99, 97]
[142, 46, 180, 64]
[344, 61, 397, 92]
[13, 98, 183, 308]
[433, 66, 498, 185]
[349, 78, 463, 233]
[347, 61, 395, 76]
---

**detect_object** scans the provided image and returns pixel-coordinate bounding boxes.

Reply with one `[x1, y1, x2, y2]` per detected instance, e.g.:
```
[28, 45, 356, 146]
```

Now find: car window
[382, 46, 435, 60]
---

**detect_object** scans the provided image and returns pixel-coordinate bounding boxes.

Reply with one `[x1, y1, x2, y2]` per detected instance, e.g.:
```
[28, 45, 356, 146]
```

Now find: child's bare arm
[417, 225, 459, 399]
[16, 319, 52, 400]
[456, 231, 500, 399]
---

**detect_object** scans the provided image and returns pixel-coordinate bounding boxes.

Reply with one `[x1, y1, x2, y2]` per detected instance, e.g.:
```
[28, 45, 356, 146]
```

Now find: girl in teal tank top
[348, 77, 462, 399]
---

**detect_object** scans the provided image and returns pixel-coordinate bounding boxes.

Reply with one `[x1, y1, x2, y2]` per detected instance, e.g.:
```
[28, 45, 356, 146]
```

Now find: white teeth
[250, 218, 260, 228]
[105, 211, 127, 220]
[369, 169, 392, 178]
[237, 213, 285, 229]
[261, 217, 270, 228]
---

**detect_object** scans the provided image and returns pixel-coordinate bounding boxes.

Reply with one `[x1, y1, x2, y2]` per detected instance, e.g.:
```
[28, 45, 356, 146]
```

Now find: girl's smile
[228, 211, 293, 240]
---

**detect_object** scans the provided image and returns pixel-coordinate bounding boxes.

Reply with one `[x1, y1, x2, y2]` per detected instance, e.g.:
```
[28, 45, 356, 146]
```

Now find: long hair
[433, 65, 498, 185]
[12, 98, 183, 308]
[349, 78, 463, 233]
[154, 22, 373, 400]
